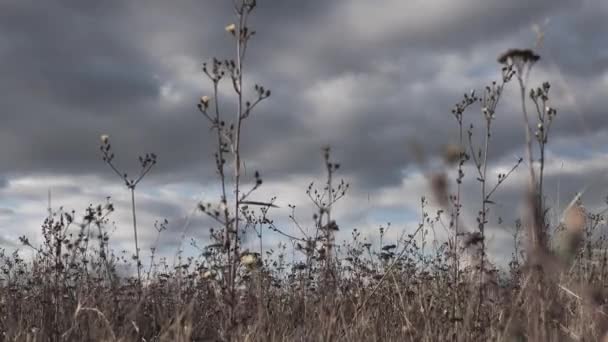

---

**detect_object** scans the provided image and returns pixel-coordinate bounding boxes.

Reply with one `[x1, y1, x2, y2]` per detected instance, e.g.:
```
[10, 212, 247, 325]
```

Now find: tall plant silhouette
[100, 134, 156, 284]
[196, 0, 271, 322]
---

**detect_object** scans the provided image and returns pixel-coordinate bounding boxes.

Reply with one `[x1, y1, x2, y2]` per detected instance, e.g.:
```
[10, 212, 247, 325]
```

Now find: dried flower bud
[557, 203, 586, 261]
[240, 253, 258, 268]
[430, 172, 448, 207]
[202, 270, 216, 279]
[443, 144, 463, 165]
[100, 134, 109, 145]
[225, 23, 236, 35]
[219, 200, 227, 212]
[200, 95, 211, 108]
[564, 204, 586, 235]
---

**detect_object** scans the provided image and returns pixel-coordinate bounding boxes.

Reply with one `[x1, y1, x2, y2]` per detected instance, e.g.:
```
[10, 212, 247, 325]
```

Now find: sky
[1, 0, 607, 268]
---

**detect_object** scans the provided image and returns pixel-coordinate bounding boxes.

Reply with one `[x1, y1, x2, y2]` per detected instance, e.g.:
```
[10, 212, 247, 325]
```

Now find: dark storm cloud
[0, 208, 14, 216]
[0, 0, 588, 182]
[0, 1, 160, 108]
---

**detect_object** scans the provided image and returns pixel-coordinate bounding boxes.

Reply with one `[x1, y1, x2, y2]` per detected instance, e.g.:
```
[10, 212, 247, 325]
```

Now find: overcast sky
[1, 0, 606, 267]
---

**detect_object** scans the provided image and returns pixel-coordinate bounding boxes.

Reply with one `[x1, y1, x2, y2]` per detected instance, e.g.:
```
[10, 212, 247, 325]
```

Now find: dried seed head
[202, 270, 216, 279]
[200, 96, 210, 106]
[497, 48, 540, 64]
[564, 204, 586, 235]
[443, 144, 463, 165]
[430, 172, 449, 207]
[557, 203, 586, 261]
[463, 232, 484, 248]
[100, 134, 109, 145]
[240, 253, 258, 268]
[225, 23, 236, 35]
[218, 200, 228, 212]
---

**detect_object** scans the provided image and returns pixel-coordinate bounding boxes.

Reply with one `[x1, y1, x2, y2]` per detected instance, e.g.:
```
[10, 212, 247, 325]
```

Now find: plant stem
[477, 116, 490, 322]
[213, 81, 231, 252]
[518, 78, 536, 189]
[130, 187, 141, 284]
[452, 121, 463, 335]
[229, 8, 246, 323]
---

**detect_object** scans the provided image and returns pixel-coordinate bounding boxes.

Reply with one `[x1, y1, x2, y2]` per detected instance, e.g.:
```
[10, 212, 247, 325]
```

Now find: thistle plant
[100, 134, 157, 284]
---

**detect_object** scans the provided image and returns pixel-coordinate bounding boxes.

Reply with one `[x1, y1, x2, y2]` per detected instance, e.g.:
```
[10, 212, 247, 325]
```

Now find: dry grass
[3, 211, 607, 341]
